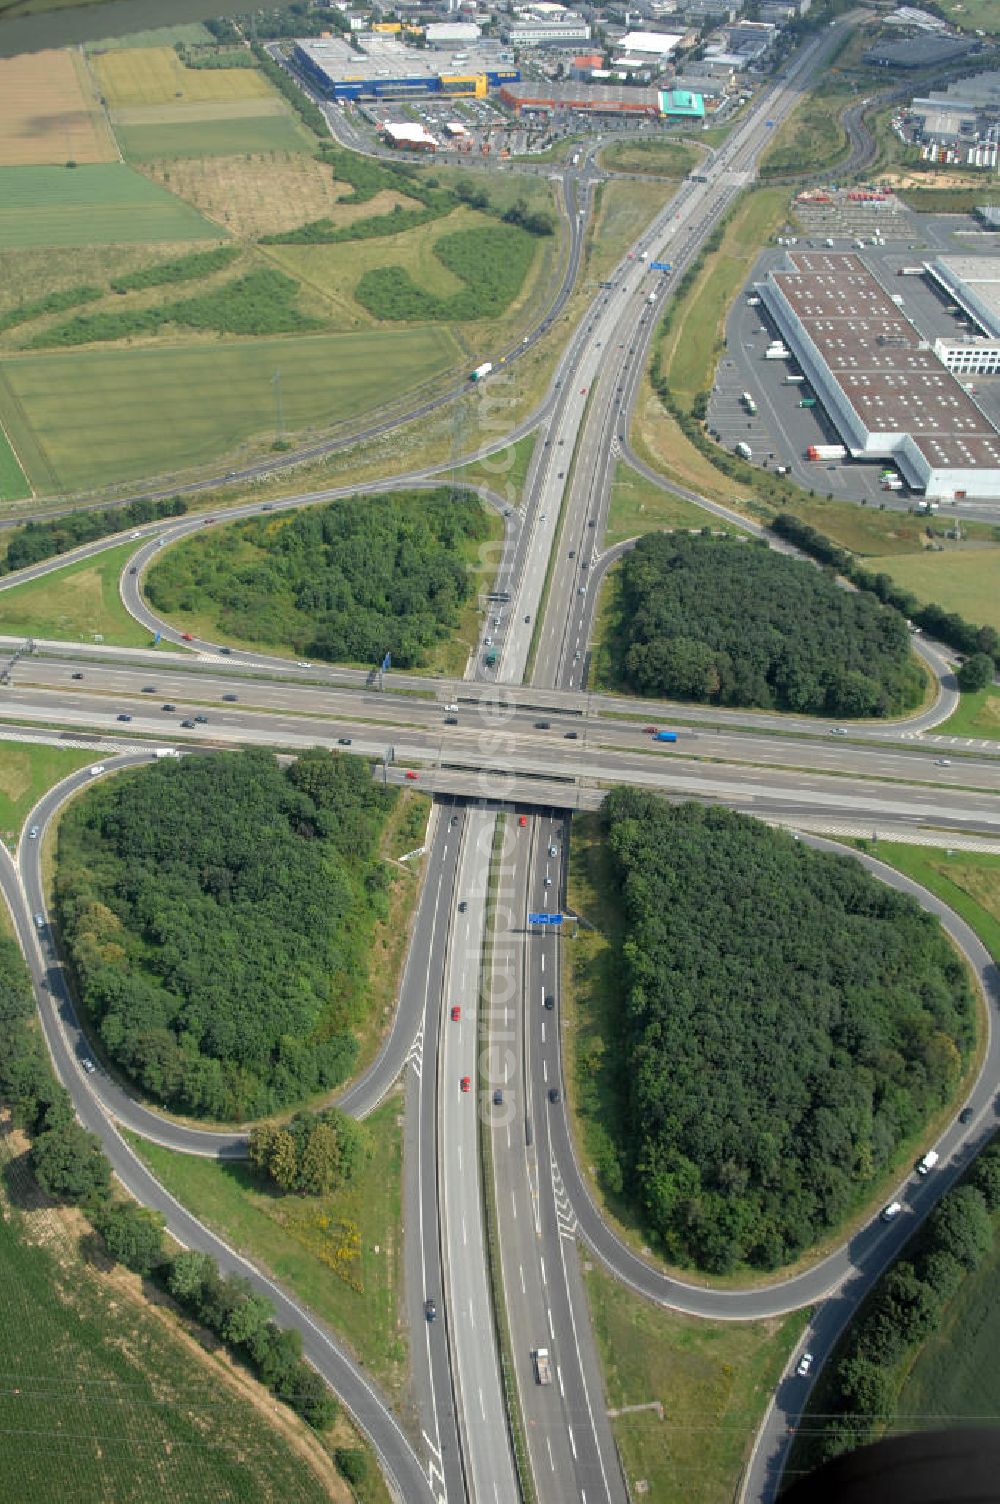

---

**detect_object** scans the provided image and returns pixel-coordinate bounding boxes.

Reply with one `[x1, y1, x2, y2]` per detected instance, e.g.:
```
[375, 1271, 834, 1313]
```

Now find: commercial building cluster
[307, 0, 816, 122]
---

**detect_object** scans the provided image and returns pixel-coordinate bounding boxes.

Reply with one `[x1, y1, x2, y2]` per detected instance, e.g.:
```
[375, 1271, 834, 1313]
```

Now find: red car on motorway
[643, 725, 658, 734]
[460, 1076, 471, 1093]
[451, 1006, 461, 1022]
[518, 814, 528, 827]
[405, 769, 419, 781]
[181, 632, 194, 642]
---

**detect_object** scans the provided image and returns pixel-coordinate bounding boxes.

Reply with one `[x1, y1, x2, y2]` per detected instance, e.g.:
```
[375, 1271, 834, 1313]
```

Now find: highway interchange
[2, 15, 1000, 1504]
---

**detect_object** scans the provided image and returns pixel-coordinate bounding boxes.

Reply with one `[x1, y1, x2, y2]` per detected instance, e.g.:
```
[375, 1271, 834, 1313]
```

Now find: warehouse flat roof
[767, 252, 1000, 471]
[296, 35, 513, 83]
[929, 255, 1000, 337]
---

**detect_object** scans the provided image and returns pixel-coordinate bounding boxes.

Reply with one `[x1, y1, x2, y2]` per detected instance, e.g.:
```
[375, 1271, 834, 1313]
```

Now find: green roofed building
[658, 88, 705, 118]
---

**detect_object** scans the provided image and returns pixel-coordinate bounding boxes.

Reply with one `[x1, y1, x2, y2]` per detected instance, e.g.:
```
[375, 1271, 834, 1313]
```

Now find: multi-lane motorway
[3, 14, 999, 1504]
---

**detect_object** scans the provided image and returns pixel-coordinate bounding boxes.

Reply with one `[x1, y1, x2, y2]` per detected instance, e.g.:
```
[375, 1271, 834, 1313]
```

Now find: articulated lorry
[470, 362, 493, 382]
[532, 1348, 553, 1385]
[806, 444, 846, 461]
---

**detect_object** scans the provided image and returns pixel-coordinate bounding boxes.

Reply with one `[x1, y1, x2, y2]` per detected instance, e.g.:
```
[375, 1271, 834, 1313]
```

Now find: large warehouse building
[756, 251, 1000, 500]
[925, 255, 1000, 338]
[294, 35, 519, 101]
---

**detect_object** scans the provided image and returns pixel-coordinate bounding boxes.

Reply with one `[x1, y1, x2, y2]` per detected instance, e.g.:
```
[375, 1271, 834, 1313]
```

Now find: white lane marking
[457, 1144, 462, 1172]
[519, 1263, 526, 1295]
[546, 1437, 556, 1472]
[567, 1425, 578, 1461]
[543, 1058, 549, 1083]
[462, 1215, 468, 1247]
[557, 1364, 565, 1398]
[542, 1021, 546, 1044]
[506, 1122, 511, 1150]
[479, 1386, 485, 1420]
[512, 1190, 518, 1220]
[541, 953, 545, 974]
[540, 1256, 547, 1287]
[547, 1306, 555, 1339]
[469, 1298, 475, 1331]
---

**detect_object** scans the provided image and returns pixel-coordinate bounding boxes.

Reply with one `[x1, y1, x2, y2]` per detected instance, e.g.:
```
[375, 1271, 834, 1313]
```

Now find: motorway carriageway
[4, 669, 999, 797]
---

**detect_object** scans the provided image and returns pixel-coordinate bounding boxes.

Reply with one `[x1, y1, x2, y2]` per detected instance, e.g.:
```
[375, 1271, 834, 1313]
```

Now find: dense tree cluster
[109, 245, 239, 294]
[166, 1252, 337, 1430]
[2, 495, 186, 575]
[355, 224, 537, 322]
[771, 513, 999, 671]
[613, 532, 924, 717]
[0, 931, 339, 1433]
[795, 1145, 1000, 1473]
[602, 790, 976, 1272]
[145, 489, 488, 667]
[56, 748, 398, 1120]
[32, 268, 316, 348]
[249, 1108, 371, 1195]
[0, 284, 102, 335]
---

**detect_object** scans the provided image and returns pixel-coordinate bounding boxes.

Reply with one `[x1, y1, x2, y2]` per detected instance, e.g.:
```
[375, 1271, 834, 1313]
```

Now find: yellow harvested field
[93, 46, 272, 108]
[0, 49, 117, 167]
[141, 155, 411, 238]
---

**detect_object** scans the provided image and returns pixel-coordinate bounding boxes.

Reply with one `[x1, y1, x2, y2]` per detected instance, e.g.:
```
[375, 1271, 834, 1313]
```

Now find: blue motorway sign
[650, 261, 673, 271]
[528, 913, 563, 926]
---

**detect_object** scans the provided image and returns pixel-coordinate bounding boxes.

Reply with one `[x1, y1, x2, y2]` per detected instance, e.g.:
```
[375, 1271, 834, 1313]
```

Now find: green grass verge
[659, 188, 790, 413]
[598, 139, 699, 178]
[758, 81, 850, 180]
[865, 547, 1000, 633]
[0, 423, 30, 502]
[586, 178, 679, 286]
[861, 843, 1000, 965]
[127, 1096, 409, 1410]
[0, 164, 221, 248]
[0, 539, 157, 647]
[937, 686, 1000, 741]
[449, 432, 536, 507]
[0, 740, 104, 842]
[604, 461, 722, 545]
[0, 326, 461, 493]
[0, 1137, 344, 1504]
[584, 1259, 809, 1504]
[117, 113, 313, 161]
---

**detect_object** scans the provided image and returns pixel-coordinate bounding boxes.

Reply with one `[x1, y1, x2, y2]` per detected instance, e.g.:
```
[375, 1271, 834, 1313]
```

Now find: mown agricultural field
[92, 44, 272, 107]
[0, 326, 460, 491]
[117, 110, 310, 161]
[0, 164, 219, 247]
[0, 48, 117, 166]
[0, 1140, 344, 1504]
[91, 41, 311, 162]
[0, 424, 30, 503]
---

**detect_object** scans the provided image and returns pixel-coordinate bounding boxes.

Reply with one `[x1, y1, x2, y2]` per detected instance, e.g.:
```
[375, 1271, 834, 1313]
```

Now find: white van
[917, 1150, 940, 1175]
[881, 1200, 903, 1222]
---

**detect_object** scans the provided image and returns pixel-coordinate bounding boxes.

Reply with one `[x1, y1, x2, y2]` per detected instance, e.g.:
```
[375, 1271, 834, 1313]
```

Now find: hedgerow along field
[0, 48, 117, 166]
[0, 324, 460, 492]
[0, 1146, 344, 1504]
[0, 164, 220, 248]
